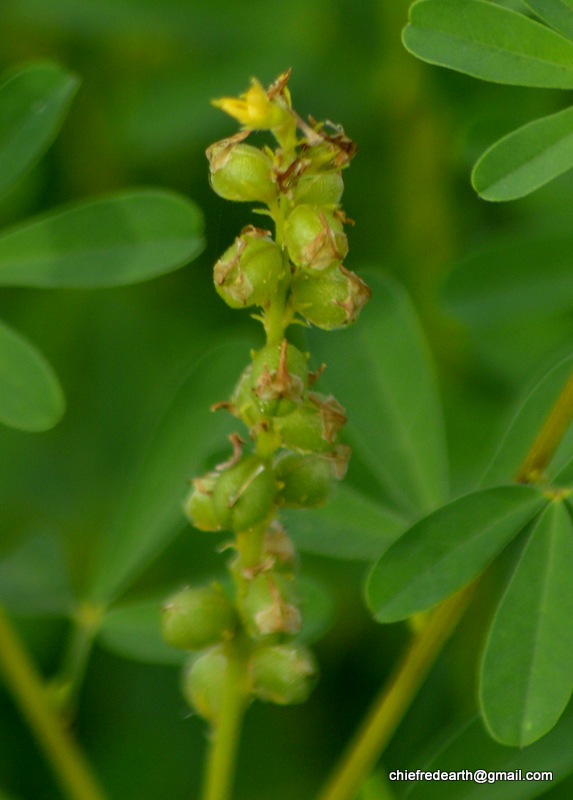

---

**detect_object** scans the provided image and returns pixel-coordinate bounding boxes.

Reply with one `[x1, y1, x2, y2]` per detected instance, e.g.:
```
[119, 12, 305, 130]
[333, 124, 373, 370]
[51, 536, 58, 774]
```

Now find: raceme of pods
[162, 71, 370, 721]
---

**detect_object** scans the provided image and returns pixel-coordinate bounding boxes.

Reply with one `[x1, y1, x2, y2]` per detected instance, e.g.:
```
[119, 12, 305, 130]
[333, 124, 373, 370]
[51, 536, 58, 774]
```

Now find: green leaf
[98, 593, 186, 666]
[481, 355, 573, 486]
[0, 190, 204, 288]
[89, 342, 250, 607]
[284, 483, 407, 561]
[309, 272, 448, 517]
[523, 1, 573, 41]
[444, 234, 573, 327]
[0, 531, 74, 616]
[403, 0, 573, 88]
[472, 105, 573, 201]
[404, 707, 573, 799]
[366, 486, 546, 623]
[0, 318, 64, 431]
[0, 62, 79, 201]
[480, 501, 573, 747]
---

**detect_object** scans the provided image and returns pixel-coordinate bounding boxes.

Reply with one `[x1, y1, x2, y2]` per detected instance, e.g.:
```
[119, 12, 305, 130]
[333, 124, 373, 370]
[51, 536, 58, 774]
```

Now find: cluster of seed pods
[162, 71, 370, 721]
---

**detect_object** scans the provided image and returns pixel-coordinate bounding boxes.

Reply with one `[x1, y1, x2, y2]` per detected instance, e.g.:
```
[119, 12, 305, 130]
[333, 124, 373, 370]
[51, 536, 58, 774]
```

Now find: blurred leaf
[472, 105, 573, 201]
[359, 771, 394, 800]
[98, 593, 186, 666]
[480, 501, 573, 747]
[284, 483, 407, 561]
[404, 706, 573, 799]
[0, 190, 204, 287]
[552, 433, 573, 483]
[523, 1, 573, 41]
[403, 0, 573, 88]
[0, 530, 74, 616]
[296, 575, 335, 645]
[444, 234, 573, 327]
[309, 272, 448, 518]
[89, 342, 250, 607]
[0, 318, 64, 431]
[481, 355, 573, 486]
[366, 486, 546, 623]
[0, 62, 79, 201]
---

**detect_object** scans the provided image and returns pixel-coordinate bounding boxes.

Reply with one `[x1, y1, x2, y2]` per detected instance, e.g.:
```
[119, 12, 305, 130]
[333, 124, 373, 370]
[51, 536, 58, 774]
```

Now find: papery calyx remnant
[164, 70, 370, 720]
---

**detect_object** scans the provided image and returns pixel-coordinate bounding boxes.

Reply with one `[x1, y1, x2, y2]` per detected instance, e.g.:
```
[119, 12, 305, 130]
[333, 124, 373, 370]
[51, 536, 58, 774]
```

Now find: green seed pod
[284, 204, 348, 271]
[207, 134, 276, 204]
[291, 265, 371, 329]
[274, 393, 347, 452]
[250, 340, 309, 417]
[214, 226, 283, 309]
[275, 446, 350, 508]
[213, 455, 277, 532]
[182, 646, 229, 722]
[161, 585, 237, 651]
[292, 171, 344, 207]
[184, 472, 221, 532]
[241, 572, 301, 637]
[250, 643, 318, 705]
[300, 130, 357, 171]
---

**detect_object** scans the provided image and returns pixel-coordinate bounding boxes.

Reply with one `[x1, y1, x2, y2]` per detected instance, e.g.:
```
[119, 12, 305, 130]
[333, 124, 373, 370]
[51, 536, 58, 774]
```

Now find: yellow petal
[212, 79, 288, 130]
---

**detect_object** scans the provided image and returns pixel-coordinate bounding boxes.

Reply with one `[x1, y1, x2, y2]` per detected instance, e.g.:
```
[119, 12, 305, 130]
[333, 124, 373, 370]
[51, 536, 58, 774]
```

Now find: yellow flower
[212, 79, 288, 130]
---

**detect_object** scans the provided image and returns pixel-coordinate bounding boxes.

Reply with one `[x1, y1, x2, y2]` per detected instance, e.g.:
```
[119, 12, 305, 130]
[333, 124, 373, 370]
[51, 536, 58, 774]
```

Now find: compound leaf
[0, 190, 204, 288]
[522, 1, 573, 41]
[0, 62, 79, 201]
[472, 105, 573, 201]
[481, 355, 573, 486]
[403, 0, 573, 88]
[480, 501, 573, 746]
[0, 318, 64, 431]
[367, 486, 546, 623]
[404, 706, 573, 799]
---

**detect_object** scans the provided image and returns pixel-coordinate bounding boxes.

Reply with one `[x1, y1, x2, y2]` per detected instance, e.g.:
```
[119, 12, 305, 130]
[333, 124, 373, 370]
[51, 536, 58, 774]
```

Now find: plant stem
[515, 368, 573, 483]
[54, 601, 104, 719]
[202, 641, 250, 800]
[316, 584, 474, 800]
[0, 604, 107, 800]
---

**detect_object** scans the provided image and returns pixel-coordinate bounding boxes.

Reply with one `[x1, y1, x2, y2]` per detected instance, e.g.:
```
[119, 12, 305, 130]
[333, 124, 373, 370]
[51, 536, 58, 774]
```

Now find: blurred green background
[2, 1, 573, 798]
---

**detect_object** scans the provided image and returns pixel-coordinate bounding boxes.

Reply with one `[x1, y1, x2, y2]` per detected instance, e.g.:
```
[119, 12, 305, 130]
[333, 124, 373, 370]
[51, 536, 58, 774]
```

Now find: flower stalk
[161, 70, 370, 800]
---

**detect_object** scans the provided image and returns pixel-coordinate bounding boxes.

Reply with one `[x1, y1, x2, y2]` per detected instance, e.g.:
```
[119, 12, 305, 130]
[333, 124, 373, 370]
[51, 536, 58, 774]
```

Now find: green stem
[316, 585, 474, 800]
[54, 601, 104, 719]
[515, 368, 573, 483]
[0, 604, 108, 800]
[202, 641, 250, 800]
